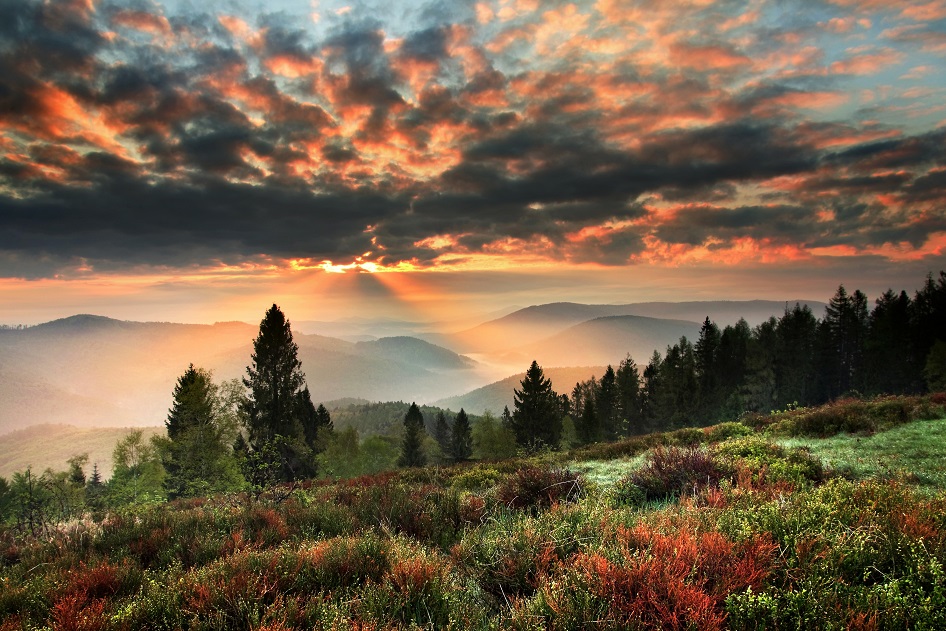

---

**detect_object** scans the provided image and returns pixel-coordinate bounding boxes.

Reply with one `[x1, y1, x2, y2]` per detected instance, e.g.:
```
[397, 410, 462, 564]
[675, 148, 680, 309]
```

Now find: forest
[0, 272, 945, 629]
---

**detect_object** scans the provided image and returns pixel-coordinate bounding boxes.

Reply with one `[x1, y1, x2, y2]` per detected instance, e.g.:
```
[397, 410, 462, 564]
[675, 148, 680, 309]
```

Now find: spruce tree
[242, 304, 313, 481]
[243, 304, 306, 445]
[433, 410, 451, 452]
[161, 364, 243, 498]
[449, 408, 473, 462]
[398, 402, 427, 467]
[511, 360, 562, 451]
[615, 354, 642, 436]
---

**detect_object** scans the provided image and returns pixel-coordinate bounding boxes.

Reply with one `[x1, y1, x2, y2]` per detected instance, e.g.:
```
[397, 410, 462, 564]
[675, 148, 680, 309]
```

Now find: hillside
[452, 299, 824, 353]
[510, 314, 702, 367]
[434, 365, 608, 415]
[0, 424, 163, 478]
[2, 396, 944, 630]
[0, 316, 486, 433]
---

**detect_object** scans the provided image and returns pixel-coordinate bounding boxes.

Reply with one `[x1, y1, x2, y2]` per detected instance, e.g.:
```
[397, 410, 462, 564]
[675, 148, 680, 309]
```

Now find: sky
[1, 0, 945, 327]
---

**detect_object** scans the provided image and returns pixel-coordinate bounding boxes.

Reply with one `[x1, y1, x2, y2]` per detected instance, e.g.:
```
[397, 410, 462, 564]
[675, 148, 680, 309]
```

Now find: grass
[2, 395, 946, 629]
[778, 416, 946, 489]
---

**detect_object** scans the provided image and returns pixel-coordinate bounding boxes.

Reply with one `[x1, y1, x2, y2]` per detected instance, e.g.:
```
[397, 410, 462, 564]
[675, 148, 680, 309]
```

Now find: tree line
[504, 272, 946, 451]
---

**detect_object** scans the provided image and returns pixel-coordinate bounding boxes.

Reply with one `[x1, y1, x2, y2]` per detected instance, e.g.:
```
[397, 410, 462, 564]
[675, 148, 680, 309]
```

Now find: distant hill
[0, 424, 164, 479]
[510, 315, 703, 367]
[354, 337, 477, 370]
[434, 366, 608, 416]
[0, 316, 486, 434]
[452, 300, 824, 353]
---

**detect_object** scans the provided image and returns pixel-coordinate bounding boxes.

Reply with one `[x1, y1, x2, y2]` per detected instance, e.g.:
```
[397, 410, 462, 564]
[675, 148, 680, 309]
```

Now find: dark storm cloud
[1, 0, 944, 278]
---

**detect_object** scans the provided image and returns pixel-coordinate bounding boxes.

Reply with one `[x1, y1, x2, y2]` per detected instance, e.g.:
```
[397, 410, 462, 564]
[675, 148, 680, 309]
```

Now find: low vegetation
[2, 394, 946, 629]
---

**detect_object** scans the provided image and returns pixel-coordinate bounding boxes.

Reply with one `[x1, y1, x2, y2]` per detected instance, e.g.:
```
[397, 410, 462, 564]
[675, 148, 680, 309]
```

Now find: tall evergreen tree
[511, 360, 562, 451]
[819, 286, 869, 399]
[775, 304, 818, 407]
[449, 408, 473, 462]
[911, 272, 946, 391]
[242, 304, 312, 481]
[242, 304, 307, 446]
[865, 290, 915, 395]
[576, 397, 600, 445]
[743, 318, 778, 412]
[615, 354, 642, 436]
[166, 364, 215, 441]
[695, 317, 722, 423]
[398, 402, 427, 467]
[596, 365, 620, 440]
[160, 365, 243, 498]
[433, 410, 451, 453]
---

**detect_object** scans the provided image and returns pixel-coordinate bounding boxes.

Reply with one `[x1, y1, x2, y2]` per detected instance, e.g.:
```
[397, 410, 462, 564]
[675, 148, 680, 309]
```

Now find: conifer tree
[243, 304, 306, 443]
[160, 364, 243, 498]
[615, 354, 642, 436]
[449, 408, 473, 462]
[398, 402, 427, 467]
[511, 360, 562, 451]
[242, 304, 312, 481]
[433, 410, 451, 452]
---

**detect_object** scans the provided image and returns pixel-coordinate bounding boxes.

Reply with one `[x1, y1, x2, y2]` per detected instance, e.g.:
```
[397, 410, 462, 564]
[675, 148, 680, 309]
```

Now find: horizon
[1, 0, 945, 325]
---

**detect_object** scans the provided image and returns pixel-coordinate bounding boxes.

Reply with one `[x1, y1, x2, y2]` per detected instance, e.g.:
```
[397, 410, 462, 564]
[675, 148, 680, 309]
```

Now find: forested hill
[451, 299, 825, 353]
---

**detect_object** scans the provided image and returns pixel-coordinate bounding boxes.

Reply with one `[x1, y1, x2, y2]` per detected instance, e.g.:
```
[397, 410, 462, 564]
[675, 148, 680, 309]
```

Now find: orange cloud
[901, 1, 946, 21]
[829, 47, 905, 75]
[669, 43, 751, 71]
[265, 55, 323, 78]
[112, 9, 173, 39]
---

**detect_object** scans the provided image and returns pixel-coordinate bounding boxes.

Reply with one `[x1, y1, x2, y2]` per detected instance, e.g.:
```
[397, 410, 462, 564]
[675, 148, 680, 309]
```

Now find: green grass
[777, 417, 946, 490]
[4, 396, 946, 630]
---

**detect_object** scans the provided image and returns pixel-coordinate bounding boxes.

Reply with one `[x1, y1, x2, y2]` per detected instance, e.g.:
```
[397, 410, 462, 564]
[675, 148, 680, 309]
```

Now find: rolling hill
[509, 314, 703, 367]
[434, 366, 608, 415]
[451, 299, 824, 353]
[0, 316, 485, 434]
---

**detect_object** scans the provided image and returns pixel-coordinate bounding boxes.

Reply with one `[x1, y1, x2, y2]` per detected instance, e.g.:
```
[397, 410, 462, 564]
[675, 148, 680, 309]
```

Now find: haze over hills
[1, 299, 827, 438]
[509, 315, 703, 368]
[451, 300, 825, 353]
[434, 366, 609, 416]
[0, 315, 485, 434]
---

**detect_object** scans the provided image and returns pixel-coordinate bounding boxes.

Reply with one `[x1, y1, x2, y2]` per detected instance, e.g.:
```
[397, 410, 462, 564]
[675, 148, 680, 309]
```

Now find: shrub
[495, 467, 584, 511]
[714, 436, 824, 486]
[705, 421, 753, 443]
[515, 524, 777, 630]
[614, 446, 730, 506]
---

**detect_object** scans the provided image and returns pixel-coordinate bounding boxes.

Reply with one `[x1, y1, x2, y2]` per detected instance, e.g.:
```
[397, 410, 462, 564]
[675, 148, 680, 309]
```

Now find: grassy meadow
[2, 394, 946, 630]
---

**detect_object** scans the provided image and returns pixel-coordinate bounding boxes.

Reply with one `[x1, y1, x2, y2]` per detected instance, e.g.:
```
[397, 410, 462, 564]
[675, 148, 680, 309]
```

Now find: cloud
[1, 0, 945, 281]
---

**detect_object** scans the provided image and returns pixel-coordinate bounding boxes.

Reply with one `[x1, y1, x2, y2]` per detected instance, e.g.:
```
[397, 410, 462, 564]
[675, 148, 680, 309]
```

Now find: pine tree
[242, 304, 312, 481]
[398, 402, 427, 467]
[433, 410, 451, 452]
[296, 388, 332, 453]
[511, 360, 562, 451]
[695, 317, 722, 423]
[597, 365, 620, 440]
[449, 408, 473, 462]
[161, 364, 243, 498]
[576, 397, 600, 445]
[615, 354, 642, 436]
[242, 304, 306, 446]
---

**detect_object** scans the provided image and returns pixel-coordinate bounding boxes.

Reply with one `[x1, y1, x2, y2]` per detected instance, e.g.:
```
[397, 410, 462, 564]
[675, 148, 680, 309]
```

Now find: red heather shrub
[242, 506, 289, 546]
[620, 445, 730, 504]
[459, 494, 487, 525]
[496, 467, 584, 510]
[567, 524, 777, 629]
[50, 596, 107, 631]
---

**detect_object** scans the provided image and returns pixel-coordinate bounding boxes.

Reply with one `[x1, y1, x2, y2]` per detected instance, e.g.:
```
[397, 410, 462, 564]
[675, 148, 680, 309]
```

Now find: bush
[705, 421, 753, 443]
[714, 436, 824, 486]
[614, 446, 730, 506]
[495, 467, 584, 511]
